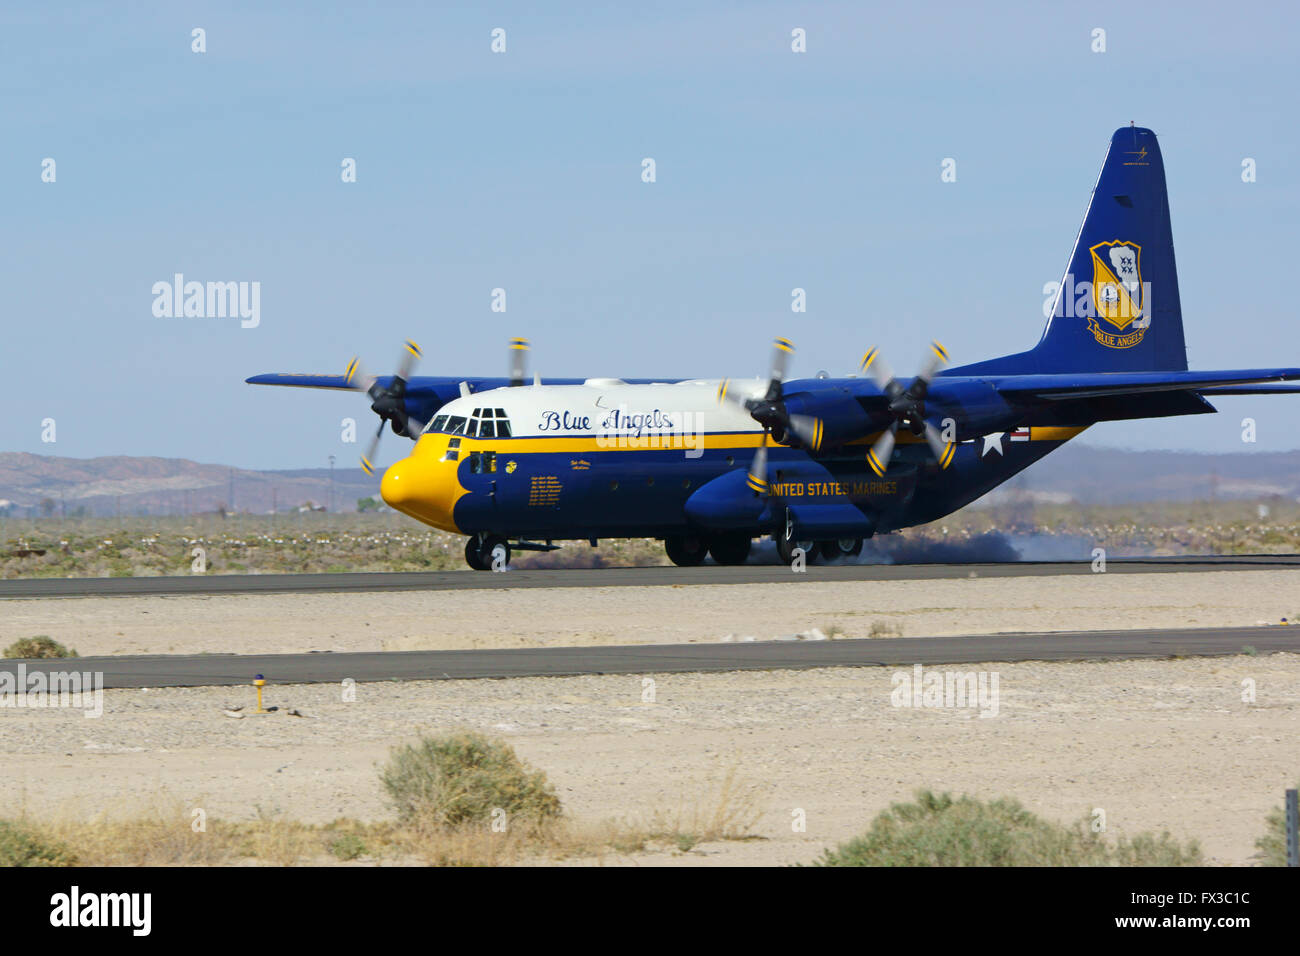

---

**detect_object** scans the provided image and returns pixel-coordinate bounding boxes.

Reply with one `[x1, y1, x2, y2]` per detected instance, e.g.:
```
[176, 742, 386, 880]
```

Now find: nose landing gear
[465, 535, 511, 571]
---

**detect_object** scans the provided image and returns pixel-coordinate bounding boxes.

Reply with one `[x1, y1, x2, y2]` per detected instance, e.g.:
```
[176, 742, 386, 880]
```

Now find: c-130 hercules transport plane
[250, 127, 1300, 570]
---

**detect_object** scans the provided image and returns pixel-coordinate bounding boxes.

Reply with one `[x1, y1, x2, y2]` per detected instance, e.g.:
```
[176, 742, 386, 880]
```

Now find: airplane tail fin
[954, 126, 1188, 376]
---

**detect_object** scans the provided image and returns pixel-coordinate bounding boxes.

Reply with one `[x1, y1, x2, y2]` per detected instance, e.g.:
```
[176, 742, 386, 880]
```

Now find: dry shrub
[380, 730, 561, 832]
[812, 790, 1203, 867]
[645, 763, 765, 851]
[4, 635, 78, 658]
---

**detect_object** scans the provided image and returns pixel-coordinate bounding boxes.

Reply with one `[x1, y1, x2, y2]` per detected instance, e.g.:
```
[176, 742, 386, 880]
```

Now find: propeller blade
[360, 420, 385, 476]
[859, 346, 895, 392]
[764, 337, 794, 401]
[716, 378, 750, 410]
[344, 356, 375, 392]
[394, 339, 422, 384]
[865, 424, 896, 477]
[923, 421, 956, 469]
[508, 337, 530, 387]
[745, 437, 770, 495]
[769, 337, 794, 382]
[915, 340, 950, 387]
[787, 414, 824, 452]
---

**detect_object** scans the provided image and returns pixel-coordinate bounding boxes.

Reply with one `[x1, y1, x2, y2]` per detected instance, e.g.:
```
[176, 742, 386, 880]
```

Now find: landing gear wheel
[774, 534, 818, 566]
[708, 534, 752, 566]
[665, 535, 708, 567]
[481, 535, 511, 570]
[465, 537, 488, 571]
[818, 538, 863, 561]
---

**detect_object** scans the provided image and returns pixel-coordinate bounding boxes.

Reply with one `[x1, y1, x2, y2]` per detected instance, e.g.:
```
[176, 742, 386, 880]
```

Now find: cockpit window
[426, 409, 511, 437]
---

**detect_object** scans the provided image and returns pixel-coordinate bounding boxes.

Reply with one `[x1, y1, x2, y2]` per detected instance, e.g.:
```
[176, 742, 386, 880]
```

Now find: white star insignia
[981, 432, 1005, 457]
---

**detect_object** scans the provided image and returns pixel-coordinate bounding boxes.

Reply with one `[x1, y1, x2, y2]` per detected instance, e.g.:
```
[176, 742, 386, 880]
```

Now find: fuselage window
[468, 450, 497, 474]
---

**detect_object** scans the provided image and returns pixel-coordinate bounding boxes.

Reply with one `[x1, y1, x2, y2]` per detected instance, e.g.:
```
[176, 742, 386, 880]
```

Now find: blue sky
[3, 1, 1298, 469]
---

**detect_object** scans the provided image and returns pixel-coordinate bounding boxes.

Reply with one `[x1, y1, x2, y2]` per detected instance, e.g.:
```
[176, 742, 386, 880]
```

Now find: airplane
[249, 126, 1300, 570]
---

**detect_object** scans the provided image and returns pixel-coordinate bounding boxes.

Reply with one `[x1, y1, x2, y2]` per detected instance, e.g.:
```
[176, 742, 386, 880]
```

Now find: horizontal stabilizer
[994, 368, 1300, 401]
[1194, 383, 1300, 395]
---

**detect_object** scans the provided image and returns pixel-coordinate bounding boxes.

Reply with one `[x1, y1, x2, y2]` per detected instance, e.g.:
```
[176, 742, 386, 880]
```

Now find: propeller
[717, 337, 824, 452]
[508, 337, 530, 387]
[860, 341, 955, 476]
[745, 436, 770, 496]
[347, 339, 427, 476]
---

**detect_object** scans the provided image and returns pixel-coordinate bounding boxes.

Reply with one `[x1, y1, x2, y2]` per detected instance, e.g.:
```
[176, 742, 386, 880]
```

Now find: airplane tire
[708, 534, 751, 566]
[819, 538, 863, 560]
[465, 537, 489, 571]
[774, 534, 818, 566]
[665, 535, 708, 567]
[481, 536, 511, 570]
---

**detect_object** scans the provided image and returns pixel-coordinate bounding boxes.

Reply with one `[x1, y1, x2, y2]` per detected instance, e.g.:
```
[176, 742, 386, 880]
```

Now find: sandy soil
[2, 654, 1297, 866]
[1, 569, 1297, 657]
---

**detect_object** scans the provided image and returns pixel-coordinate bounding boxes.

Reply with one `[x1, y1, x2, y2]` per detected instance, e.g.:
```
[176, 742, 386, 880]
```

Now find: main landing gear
[772, 534, 864, 565]
[663, 534, 753, 567]
[663, 533, 870, 566]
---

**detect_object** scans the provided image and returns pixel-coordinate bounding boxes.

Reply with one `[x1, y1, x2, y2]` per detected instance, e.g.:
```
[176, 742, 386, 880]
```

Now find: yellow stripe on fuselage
[433, 424, 1090, 456]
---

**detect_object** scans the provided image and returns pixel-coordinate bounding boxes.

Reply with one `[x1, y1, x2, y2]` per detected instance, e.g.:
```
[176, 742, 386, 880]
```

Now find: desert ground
[1, 654, 1297, 865]
[1, 569, 1296, 657]
[1, 567, 1299, 864]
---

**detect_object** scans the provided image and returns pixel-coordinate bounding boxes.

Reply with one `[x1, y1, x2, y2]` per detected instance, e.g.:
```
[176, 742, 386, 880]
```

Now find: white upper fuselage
[422, 378, 767, 442]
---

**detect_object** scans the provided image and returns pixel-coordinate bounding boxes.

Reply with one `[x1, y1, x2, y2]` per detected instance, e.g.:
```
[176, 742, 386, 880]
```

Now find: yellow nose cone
[380, 438, 464, 533]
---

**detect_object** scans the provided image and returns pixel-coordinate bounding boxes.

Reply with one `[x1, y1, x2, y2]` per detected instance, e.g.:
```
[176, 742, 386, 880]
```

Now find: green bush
[0, 820, 76, 866]
[380, 730, 561, 831]
[1253, 784, 1298, 866]
[327, 833, 367, 861]
[3, 635, 78, 659]
[811, 790, 1202, 867]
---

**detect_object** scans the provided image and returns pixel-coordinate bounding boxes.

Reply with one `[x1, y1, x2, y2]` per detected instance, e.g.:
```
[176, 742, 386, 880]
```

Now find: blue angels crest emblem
[1087, 240, 1148, 348]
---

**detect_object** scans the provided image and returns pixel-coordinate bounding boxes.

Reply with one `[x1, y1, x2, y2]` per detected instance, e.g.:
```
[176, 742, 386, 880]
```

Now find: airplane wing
[246, 373, 360, 390]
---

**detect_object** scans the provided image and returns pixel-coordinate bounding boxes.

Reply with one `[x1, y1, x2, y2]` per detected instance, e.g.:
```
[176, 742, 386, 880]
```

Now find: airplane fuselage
[379, 378, 1086, 554]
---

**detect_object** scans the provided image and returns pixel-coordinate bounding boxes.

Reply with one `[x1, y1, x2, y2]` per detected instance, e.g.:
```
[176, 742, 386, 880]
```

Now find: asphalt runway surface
[3, 554, 1299, 599]
[4, 625, 1296, 689]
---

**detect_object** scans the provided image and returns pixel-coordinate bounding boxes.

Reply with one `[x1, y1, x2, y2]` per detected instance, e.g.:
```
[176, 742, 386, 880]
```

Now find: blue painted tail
[954, 126, 1188, 376]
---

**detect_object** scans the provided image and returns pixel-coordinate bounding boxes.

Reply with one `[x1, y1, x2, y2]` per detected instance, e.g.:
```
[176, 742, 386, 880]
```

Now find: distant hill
[997, 445, 1300, 504]
[0, 444, 1296, 517]
[0, 452, 379, 517]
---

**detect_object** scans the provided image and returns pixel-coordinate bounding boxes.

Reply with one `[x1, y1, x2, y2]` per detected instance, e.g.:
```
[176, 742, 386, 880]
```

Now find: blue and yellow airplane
[250, 127, 1300, 570]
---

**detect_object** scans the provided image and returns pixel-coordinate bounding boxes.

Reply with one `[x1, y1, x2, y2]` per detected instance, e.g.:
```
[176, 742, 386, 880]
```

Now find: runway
[5, 625, 1296, 689]
[3, 554, 1299, 599]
